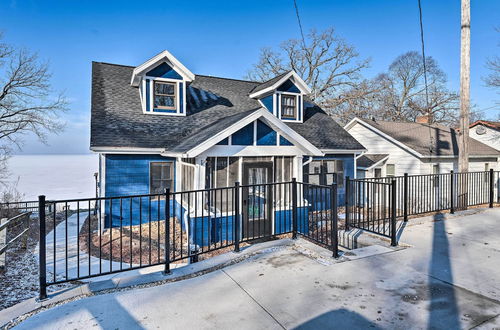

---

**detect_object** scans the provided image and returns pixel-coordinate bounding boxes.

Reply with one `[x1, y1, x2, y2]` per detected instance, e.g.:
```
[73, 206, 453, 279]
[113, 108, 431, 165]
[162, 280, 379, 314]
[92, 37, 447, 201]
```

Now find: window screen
[150, 162, 173, 193]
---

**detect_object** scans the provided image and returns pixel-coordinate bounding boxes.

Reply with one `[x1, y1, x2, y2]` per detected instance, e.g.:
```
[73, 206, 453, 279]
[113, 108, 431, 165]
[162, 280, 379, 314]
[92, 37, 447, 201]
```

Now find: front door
[242, 162, 273, 239]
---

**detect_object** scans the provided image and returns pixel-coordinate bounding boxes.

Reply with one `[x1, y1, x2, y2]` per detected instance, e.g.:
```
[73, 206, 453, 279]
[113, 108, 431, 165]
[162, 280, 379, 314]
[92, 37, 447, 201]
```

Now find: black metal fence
[37, 180, 339, 299]
[345, 170, 499, 242]
[345, 179, 397, 246]
[32, 170, 500, 299]
[0, 200, 54, 216]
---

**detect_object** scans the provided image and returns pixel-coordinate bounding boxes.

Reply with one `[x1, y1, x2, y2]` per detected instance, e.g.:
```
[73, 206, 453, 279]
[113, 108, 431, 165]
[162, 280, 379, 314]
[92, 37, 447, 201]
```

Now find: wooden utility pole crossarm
[458, 0, 470, 173]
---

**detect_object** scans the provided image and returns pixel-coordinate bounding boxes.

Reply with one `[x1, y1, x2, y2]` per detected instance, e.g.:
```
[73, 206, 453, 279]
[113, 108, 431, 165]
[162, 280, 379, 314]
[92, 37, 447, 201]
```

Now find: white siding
[470, 125, 500, 151]
[347, 122, 422, 176]
[349, 121, 500, 176]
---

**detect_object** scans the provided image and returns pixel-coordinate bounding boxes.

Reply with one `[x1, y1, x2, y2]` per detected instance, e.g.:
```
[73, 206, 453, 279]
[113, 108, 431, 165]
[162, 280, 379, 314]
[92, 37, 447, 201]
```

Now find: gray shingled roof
[363, 119, 500, 156]
[90, 62, 365, 152]
[357, 154, 388, 168]
[249, 71, 291, 95]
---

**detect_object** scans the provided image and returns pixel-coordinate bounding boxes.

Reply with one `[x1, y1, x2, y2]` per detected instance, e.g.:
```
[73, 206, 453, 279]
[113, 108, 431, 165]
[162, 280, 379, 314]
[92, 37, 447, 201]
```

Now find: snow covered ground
[4, 154, 99, 201]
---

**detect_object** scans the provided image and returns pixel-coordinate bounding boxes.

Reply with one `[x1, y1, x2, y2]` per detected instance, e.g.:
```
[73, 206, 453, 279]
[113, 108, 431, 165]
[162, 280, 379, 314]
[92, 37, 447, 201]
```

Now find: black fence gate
[345, 179, 397, 246]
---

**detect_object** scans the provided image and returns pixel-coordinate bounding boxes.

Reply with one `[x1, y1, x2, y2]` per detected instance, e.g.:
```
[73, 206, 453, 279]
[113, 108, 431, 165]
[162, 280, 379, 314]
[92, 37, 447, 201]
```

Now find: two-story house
[90, 50, 365, 234]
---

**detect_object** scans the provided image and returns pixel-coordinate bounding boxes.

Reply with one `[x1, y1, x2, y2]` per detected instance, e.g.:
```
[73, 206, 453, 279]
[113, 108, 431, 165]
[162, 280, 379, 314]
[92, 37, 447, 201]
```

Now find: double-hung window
[281, 94, 296, 119]
[154, 81, 176, 110]
[150, 162, 174, 194]
[304, 160, 344, 188]
[386, 164, 395, 177]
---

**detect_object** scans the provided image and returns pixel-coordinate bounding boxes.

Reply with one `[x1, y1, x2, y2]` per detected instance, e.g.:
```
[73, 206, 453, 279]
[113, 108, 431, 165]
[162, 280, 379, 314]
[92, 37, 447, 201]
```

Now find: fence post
[489, 169, 494, 208]
[390, 180, 398, 247]
[403, 173, 408, 222]
[450, 171, 455, 214]
[292, 178, 298, 239]
[234, 182, 240, 252]
[0, 218, 6, 271]
[38, 195, 47, 300]
[345, 176, 350, 231]
[164, 188, 171, 274]
[331, 183, 339, 258]
[22, 213, 29, 250]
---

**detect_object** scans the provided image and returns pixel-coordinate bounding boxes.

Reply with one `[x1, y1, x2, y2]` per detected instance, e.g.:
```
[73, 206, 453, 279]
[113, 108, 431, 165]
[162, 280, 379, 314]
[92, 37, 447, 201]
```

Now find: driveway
[13, 208, 500, 329]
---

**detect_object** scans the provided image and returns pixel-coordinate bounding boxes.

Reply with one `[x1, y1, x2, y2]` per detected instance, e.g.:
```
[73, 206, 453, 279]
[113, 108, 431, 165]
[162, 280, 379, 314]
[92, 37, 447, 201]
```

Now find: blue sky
[1, 0, 499, 154]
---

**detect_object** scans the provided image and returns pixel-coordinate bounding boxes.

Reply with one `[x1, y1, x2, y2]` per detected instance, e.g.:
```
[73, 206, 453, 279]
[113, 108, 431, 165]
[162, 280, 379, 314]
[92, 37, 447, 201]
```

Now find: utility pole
[458, 0, 470, 173]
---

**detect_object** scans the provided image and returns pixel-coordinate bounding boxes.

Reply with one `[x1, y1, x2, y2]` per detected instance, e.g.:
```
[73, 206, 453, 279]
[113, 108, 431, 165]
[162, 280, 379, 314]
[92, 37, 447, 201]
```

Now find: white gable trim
[182, 108, 324, 158]
[249, 71, 312, 99]
[345, 118, 424, 158]
[131, 50, 195, 86]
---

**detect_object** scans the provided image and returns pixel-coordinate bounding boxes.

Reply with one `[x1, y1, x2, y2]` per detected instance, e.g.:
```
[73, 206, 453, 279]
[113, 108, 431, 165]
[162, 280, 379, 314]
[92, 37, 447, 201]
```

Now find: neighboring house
[469, 120, 500, 152]
[345, 117, 500, 179]
[90, 50, 365, 235]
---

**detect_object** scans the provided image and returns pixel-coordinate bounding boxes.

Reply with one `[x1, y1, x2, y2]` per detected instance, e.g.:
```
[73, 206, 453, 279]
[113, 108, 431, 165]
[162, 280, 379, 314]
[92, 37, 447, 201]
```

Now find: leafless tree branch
[0, 33, 67, 185]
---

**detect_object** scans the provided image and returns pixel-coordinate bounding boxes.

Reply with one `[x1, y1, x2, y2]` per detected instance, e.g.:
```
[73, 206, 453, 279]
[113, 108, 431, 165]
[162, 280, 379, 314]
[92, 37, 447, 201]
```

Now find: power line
[418, 0, 434, 156]
[293, 0, 307, 49]
[418, 0, 430, 112]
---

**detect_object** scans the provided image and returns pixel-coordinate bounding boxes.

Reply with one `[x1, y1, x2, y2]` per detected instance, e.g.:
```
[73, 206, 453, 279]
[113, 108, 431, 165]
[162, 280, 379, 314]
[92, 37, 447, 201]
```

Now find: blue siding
[274, 207, 308, 234]
[232, 122, 254, 145]
[146, 62, 183, 80]
[260, 95, 274, 113]
[216, 137, 229, 145]
[279, 135, 293, 146]
[104, 154, 177, 228]
[308, 154, 356, 205]
[145, 79, 150, 112]
[256, 120, 277, 145]
[277, 79, 300, 93]
[105, 154, 175, 196]
[179, 82, 184, 114]
[298, 95, 302, 121]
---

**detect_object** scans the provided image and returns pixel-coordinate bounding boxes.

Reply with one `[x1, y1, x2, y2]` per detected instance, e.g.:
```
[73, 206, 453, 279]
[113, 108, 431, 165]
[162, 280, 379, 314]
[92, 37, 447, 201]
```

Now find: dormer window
[249, 71, 311, 124]
[131, 50, 195, 116]
[281, 94, 297, 119]
[154, 81, 176, 110]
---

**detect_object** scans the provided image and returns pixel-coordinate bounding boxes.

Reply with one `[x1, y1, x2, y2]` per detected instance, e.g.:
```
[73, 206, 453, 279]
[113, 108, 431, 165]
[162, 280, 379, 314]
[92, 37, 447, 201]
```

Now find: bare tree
[485, 57, 500, 89]
[0, 33, 66, 184]
[365, 51, 460, 125]
[246, 28, 370, 105]
[484, 27, 500, 105]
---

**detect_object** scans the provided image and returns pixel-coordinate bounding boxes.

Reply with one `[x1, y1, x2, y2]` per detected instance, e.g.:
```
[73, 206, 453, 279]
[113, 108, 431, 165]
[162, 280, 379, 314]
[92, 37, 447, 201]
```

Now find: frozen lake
[4, 154, 99, 201]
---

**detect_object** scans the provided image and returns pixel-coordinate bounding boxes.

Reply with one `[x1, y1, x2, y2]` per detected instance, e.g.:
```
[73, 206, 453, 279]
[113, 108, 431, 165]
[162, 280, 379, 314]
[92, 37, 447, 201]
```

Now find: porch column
[195, 157, 206, 190]
[293, 156, 303, 182]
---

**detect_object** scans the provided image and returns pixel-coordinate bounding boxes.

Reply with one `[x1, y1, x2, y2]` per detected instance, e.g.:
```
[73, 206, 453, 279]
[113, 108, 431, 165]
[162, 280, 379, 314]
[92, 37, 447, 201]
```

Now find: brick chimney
[416, 115, 431, 124]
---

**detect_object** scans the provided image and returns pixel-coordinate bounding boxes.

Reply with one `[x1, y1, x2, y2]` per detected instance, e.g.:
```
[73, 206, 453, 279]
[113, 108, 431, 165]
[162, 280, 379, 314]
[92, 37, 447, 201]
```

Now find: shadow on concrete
[293, 309, 383, 329]
[82, 296, 145, 329]
[396, 220, 408, 241]
[428, 212, 460, 329]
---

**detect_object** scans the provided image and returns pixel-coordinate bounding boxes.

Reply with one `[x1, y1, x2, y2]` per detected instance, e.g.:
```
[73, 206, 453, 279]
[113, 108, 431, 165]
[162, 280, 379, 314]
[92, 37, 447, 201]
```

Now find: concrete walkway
[12, 208, 500, 329]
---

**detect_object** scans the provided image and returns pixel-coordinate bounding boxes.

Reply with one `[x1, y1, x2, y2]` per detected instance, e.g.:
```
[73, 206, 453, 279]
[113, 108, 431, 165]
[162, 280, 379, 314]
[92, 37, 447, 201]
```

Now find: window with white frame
[386, 164, 395, 177]
[432, 164, 440, 187]
[150, 162, 174, 194]
[304, 160, 344, 188]
[281, 94, 297, 119]
[154, 81, 176, 110]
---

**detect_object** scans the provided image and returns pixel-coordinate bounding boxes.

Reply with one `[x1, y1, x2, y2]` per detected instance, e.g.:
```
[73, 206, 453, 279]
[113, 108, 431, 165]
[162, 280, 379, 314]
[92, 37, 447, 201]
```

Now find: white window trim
[276, 91, 302, 123]
[143, 76, 186, 117]
[149, 161, 175, 194]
